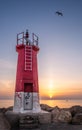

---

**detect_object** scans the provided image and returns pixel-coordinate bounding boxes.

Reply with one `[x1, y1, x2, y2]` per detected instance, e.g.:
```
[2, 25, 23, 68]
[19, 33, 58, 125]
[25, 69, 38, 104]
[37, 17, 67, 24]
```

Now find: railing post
[17, 34, 18, 45]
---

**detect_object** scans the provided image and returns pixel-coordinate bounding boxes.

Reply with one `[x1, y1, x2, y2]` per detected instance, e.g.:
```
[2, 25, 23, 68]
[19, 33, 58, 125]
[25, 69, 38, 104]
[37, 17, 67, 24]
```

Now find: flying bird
[55, 11, 63, 16]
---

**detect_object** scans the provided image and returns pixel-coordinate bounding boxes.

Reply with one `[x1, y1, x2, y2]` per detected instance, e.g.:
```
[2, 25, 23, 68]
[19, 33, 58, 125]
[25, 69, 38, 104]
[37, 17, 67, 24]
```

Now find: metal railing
[17, 31, 39, 46]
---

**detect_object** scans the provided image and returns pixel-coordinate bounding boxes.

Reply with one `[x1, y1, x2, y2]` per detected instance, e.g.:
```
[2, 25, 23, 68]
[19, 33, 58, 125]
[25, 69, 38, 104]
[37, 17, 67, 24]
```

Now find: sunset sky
[0, 0, 82, 100]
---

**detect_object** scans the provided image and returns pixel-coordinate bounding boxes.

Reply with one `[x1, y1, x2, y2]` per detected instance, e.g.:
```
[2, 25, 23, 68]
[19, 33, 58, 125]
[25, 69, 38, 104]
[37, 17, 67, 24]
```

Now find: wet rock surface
[40, 123, 82, 130]
[11, 123, 82, 130]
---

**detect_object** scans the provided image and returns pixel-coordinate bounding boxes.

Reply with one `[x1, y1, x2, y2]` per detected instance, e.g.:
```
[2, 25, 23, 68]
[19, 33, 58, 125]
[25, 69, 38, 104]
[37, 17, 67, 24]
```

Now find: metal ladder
[25, 45, 32, 71]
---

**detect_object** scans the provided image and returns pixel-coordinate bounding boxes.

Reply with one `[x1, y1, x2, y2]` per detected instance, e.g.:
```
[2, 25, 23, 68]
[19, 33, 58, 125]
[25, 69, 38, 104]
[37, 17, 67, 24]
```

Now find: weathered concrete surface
[20, 111, 51, 124]
[38, 112, 51, 124]
[19, 114, 39, 129]
[0, 112, 11, 130]
[5, 110, 51, 130]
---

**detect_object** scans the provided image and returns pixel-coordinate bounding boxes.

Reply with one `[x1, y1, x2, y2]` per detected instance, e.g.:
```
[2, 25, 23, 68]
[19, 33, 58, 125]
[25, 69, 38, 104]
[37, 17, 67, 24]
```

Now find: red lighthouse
[13, 30, 41, 113]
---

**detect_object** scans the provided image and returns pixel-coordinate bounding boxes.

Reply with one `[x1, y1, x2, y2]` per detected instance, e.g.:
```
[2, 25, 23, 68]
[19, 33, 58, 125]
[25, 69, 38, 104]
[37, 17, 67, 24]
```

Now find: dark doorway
[24, 83, 33, 92]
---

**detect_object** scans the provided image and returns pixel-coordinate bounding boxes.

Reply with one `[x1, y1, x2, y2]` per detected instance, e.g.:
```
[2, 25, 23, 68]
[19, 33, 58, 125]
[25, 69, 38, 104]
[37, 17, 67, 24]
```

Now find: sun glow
[48, 80, 55, 99]
[49, 80, 54, 88]
[49, 94, 53, 99]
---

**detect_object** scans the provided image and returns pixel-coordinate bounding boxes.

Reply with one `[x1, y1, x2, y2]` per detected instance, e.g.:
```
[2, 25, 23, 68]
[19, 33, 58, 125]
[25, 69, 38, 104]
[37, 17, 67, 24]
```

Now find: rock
[72, 113, 82, 125]
[0, 112, 11, 130]
[6, 106, 13, 111]
[69, 105, 82, 117]
[0, 106, 13, 114]
[58, 110, 72, 123]
[51, 107, 72, 123]
[0, 108, 6, 113]
[40, 104, 53, 112]
[51, 106, 60, 122]
[5, 111, 19, 127]
[52, 106, 60, 112]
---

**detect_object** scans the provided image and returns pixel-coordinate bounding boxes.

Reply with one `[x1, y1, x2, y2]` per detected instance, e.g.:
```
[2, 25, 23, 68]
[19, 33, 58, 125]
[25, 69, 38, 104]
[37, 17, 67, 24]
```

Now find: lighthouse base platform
[5, 110, 51, 129]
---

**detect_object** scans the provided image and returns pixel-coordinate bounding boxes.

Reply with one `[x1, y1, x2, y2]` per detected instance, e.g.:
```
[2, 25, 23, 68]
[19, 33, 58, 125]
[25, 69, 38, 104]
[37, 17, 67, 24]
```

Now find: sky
[0, 0, 82, 100]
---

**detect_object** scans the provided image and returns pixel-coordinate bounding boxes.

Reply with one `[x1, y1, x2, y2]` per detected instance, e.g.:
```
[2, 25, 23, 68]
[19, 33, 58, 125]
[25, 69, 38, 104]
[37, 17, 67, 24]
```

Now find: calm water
[0, 99, 82, 108]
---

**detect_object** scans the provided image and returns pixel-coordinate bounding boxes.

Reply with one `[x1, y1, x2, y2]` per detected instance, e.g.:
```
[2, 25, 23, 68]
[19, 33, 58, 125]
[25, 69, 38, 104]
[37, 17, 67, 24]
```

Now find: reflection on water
[40, 99, 82, 108]
[0, 99, 82, 108]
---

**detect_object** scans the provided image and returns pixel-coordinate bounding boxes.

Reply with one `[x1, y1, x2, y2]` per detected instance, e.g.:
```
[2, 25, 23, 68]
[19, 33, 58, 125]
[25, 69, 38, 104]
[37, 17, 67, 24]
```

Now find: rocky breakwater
[0, 104, 82, 130]
[40, 104, 82, 124]
[40, 104, 72, 123]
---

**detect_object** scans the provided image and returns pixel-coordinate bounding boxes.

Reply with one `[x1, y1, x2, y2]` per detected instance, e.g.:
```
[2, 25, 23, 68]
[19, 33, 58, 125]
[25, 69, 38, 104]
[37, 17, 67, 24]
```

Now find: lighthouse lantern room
[13, 30, 41, 113]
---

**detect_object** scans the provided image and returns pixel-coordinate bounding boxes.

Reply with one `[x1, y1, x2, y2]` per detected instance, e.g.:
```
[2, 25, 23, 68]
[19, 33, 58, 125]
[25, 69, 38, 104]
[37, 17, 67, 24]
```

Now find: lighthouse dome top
[17, 30, 39, 46]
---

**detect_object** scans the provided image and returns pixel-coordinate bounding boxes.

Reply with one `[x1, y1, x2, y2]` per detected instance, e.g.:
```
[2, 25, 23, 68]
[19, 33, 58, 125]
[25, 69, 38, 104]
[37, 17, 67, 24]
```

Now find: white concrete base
[6, 110, 51, 124]
[13, 92, 41, 113]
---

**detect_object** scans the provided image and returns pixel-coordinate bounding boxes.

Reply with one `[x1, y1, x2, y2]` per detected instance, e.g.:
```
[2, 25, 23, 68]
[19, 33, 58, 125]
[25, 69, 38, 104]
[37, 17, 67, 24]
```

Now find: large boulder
[51, 106, 72, 123]
[40, 104, 53, 112]
[51, 106, 60, 122]
[72, 113, 82, 125]
[0, 112, 11, 130]
[58, 110, 72, 123]
[69, 105, 82, 117]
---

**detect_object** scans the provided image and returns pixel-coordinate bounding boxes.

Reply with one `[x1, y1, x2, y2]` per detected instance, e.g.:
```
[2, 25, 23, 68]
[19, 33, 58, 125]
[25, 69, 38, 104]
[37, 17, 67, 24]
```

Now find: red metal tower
[13, 30, 41, 113]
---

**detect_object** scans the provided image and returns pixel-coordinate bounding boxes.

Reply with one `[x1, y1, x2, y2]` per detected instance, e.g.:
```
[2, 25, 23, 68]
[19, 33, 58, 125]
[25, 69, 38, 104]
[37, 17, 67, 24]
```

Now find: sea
[0, 99, 82, 108]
